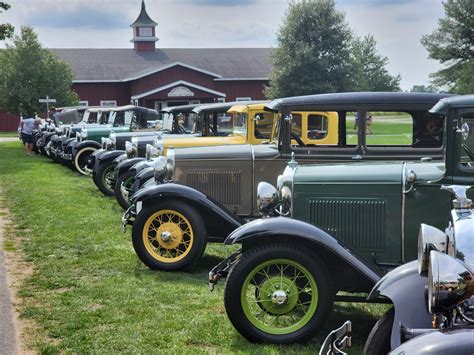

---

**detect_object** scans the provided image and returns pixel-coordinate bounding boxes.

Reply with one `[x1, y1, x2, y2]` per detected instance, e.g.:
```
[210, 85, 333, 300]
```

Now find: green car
[209, 94, 474, 344]
[64, 105, 159, 174]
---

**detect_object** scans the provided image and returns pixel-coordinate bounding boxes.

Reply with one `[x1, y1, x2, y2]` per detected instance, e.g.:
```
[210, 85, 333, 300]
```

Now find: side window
[366, 112, 413, 146]
[217, 113, 234, 135]
[254, 112, 274, 140]
[458, 113, 474, 169]
[307, 114, 328, 140]
[291, 114, 302, 137]
[413, 112, 444, 148]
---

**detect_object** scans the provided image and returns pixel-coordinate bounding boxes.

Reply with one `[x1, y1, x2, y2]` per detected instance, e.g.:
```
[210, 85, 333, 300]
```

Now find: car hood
[293, 161, 445, 184]
[175, 144, 254, 160]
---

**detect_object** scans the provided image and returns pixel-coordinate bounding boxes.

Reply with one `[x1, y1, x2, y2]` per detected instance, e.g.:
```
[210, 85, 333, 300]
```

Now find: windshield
[174, 112, 200, 134]
[82, 110, 98, 124]
[254, 112, 274, 140]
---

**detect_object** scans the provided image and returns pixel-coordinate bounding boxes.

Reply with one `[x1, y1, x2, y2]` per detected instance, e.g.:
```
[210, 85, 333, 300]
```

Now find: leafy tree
[421, 0, 474, 93]
[410, 84, 438, 93]
[0, 2, 14, 40]
[0, 26, 78, 116]
[350, 35, 400, 92]
[265, 0, 353, 99]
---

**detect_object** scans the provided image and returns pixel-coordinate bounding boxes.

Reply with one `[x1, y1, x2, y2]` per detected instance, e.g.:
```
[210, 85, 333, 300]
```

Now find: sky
[0, 0, 446, 90]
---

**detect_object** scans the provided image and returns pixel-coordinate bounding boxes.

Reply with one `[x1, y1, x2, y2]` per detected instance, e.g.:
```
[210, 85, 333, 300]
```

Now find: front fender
[367, 260, 431, 350]
[131, 160, 153, 174]
[130, 167, 154, 195]
[98, 150, 126, 162]
[133, 183, 243, 241]
[116, 157, 146, 177]
[113, 153, 128, 165]
[73, 140, 101, 156]
[390, 329, 474, 354]
[226, 217, 381, 289]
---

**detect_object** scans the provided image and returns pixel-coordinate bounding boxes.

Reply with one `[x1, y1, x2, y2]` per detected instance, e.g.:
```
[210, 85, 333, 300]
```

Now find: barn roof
[52, 48, 272, 82]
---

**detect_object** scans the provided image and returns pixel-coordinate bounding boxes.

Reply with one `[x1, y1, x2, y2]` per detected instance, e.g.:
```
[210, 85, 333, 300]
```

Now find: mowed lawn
[0, 141, 388, 353]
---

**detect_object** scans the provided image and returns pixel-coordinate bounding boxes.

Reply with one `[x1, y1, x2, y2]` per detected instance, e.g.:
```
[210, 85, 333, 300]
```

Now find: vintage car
[88, 103, 201, 196]
[360, 185, 474, 354]
[206, 94, 474, 344]
[122, 92, 450, 273]
[63, 105, 158, 174]
[113, 100, 282, 209]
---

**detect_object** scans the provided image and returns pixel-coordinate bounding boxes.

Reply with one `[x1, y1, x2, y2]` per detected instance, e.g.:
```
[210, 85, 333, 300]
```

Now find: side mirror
[456, 122, 470, 140]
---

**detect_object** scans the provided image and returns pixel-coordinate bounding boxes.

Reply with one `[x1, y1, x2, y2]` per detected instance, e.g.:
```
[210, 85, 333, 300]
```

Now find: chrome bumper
[121, 206, 136, 233]
[319, 321, 352, 355]
[120, 182, 130, 200]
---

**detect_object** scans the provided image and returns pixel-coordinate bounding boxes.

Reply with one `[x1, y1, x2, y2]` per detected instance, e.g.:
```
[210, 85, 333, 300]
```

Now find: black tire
[74, 147, 97, 175]
[93, 161, 116, 196]
[363, 307, 394, 355]
[224, 243, 335, 343]
[114, 170, 136, 210]
[131, 200, 207, 271]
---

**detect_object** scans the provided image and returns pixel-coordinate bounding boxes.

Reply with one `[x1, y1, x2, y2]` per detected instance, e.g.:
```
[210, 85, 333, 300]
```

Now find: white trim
[214, 77, 268, 81]
[217, 98, 226, 103]
[236, 97, 252, 101]
[79, 100, 89, 107]
[100, 100, 117, 107]
[131, 80, 226, 100]
[72, 62, 223, 84]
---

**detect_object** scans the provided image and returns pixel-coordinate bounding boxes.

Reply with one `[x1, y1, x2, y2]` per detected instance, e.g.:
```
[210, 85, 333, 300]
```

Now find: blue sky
[0, 0, 445, 90]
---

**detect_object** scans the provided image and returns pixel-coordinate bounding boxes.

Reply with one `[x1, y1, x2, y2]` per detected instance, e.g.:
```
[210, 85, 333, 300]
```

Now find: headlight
[165, 147, 175, 181]
[81, 129, 88, 139]
[55, 127, 62, 134]
[125, 141, 137, 158]
[146, 143, 163, 160]
[101, 137, 113, 150]
[154, 156, 168, 182]
[101, 137, 107, 149]
[418, 224, 448, 276]
[257, 182, 279, 215]
[428, 251, 474, 314]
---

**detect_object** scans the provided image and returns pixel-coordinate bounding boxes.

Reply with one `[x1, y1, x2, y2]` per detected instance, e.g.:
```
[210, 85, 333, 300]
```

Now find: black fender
[133, 183, 243, 241]
[72, 140, 101, 156]
[62, 137, 76, 151]
[113, 153, 128, 165]
[367, 260, 431, 350]
[390, 329, 474, 354]
[93, 150, 125, 173]
[226, 217, 382, 293]
[130, 166, 154, 195]
[130, 160, 153, 174]
[116, 157, 146, 178]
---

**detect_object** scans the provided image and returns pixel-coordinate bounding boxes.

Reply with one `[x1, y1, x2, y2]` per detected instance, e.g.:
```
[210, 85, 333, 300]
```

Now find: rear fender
[367, 260, 431, 349]
[226, 217, 382, 292]
[133, 183, 243, 241]
[116, 157, 146, 177]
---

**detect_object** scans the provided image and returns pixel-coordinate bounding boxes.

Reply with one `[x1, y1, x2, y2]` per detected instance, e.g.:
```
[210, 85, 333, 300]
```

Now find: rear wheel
[131, 201, 207, 271]
[115, 170, 136, 210]
[93, 161, 116, 196]
[363, 307, 394, 355]
[74, 147, 97, 175]
[224, 243, 334, 343]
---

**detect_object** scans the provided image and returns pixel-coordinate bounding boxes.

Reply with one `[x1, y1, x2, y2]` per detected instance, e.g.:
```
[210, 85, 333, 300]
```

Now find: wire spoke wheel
[241, 259, 318, 335]
[142, 209, 194, 263]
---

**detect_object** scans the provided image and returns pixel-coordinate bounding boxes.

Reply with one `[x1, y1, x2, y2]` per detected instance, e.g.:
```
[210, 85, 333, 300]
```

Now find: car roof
[430, 95, 474, 115]
[227, 102, 269, 113]
[160, 103, 202, 114]
[193, 101, 265, 114]
[265, 92, 455, 112]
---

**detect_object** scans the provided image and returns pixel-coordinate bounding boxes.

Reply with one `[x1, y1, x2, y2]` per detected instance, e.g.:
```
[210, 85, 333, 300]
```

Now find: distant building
[53, 0, 272, 110]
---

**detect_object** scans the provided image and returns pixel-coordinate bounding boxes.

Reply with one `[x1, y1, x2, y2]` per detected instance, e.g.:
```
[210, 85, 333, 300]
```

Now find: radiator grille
[187, 169, 241, 206]
[309, 199, 385, 251]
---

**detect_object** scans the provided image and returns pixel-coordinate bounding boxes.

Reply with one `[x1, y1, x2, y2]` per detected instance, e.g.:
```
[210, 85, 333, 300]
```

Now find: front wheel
[74, 147, 97, 175]
[363, 307, 394, 355]
[131, 201, 207, 271]
[114, 170, 136, 210]
[224, 243, 334, 343]
[93, 161, 116, 196]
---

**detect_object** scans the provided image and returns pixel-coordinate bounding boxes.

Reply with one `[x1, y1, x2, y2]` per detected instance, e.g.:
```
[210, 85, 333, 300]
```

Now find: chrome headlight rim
[110, 132, 116, 146]
[125, 141, 137, 158]
[153, 156, 168, 182]
[428, 251, 474, 314]
[417, 224, 448, 276]
[257, 181, 279, 215]
[146, 143, 163, 161]
[165, 147, 175, 181]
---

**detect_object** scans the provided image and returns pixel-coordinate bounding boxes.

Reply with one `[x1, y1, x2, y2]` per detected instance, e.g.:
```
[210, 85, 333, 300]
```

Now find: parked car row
[30, 93, 474, 353]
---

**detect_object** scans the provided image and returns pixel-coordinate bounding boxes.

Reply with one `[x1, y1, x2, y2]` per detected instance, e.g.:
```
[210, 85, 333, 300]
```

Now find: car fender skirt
[367, 260, 431, 349]
[73, 140, 101, 155]
[116, 158, 146, 177]
[98, 150, 125, 162]
[135, 183, 243, 238]
[226, 217, 381, 286]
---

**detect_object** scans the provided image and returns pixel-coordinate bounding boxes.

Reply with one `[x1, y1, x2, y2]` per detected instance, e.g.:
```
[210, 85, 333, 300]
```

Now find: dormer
[130, 0, 158, 52]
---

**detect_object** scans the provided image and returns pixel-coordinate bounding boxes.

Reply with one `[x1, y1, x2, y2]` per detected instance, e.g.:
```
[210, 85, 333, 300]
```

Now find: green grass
[0, 141, 388, 353]
[0, 132, 18, 137]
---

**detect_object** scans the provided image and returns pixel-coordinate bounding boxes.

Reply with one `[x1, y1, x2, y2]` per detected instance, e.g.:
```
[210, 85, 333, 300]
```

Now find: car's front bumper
[121, 205, 137, 232]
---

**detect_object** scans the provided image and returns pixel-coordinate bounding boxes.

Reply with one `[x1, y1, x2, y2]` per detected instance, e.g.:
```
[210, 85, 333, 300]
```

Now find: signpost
[38, 96, 56, 118]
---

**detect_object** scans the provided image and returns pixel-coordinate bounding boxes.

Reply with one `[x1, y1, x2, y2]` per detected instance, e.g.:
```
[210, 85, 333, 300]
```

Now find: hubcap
[272, 290, 288, 305]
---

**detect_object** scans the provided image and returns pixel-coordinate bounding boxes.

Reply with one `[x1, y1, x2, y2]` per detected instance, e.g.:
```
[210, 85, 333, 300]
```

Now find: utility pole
[38, 96, 56, 119]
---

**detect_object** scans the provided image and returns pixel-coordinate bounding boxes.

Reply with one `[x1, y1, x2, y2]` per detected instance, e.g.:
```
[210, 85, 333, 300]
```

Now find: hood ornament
[288, 152, 298, 168]
[441, 185, 472, 210]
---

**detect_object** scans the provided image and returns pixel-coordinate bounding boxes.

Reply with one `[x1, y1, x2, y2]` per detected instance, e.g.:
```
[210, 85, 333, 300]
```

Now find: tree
[409, 84, 438, 93]
[421, 0, 474, 93]
[0, 2, 14, 40]
[265, 0, 353, 99]
[350, 35, 400, 92]
[0, 26, 78, 115]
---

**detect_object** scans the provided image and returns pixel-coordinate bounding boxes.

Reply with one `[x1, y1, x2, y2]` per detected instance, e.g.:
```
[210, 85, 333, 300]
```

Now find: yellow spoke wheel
[142, 209, 194, 263]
